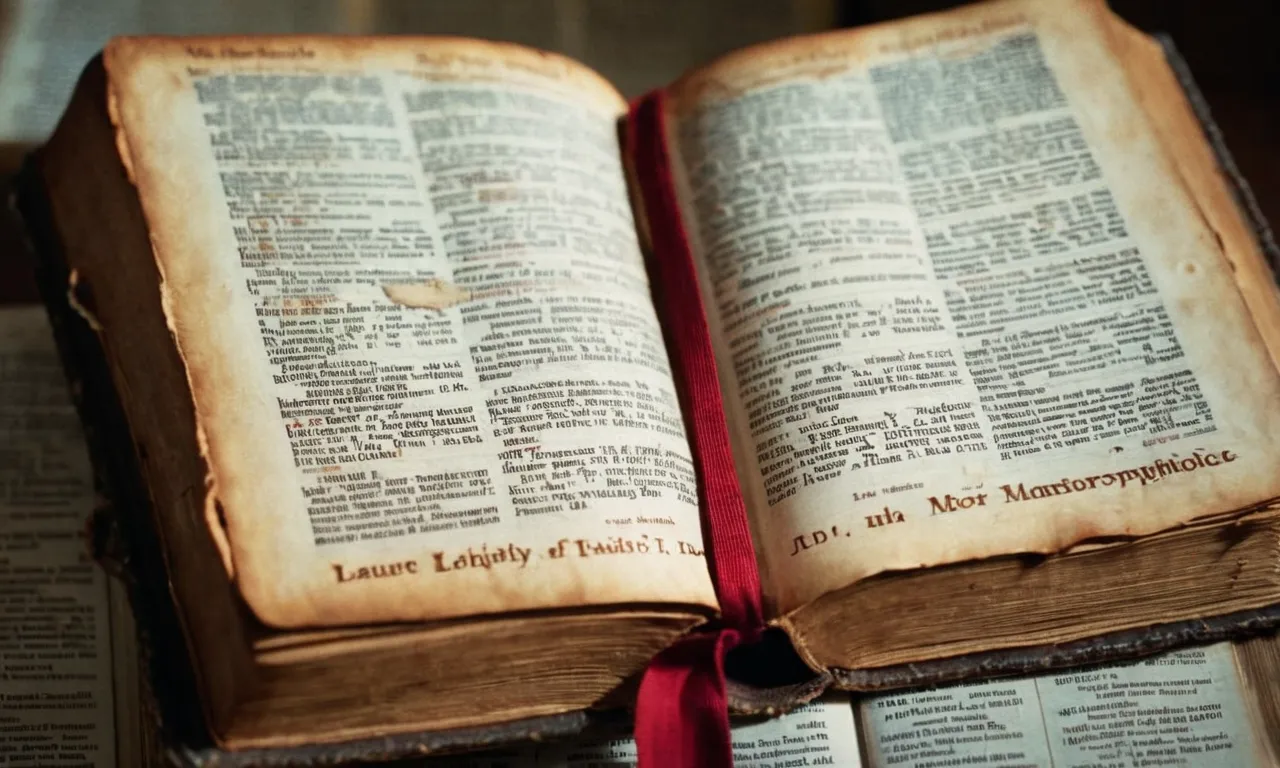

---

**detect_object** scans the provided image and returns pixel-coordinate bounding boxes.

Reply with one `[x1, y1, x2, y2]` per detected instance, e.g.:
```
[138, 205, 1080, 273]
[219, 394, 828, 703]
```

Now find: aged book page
[1101, 13, 1280, 374]
[860, 643, 1264, 767]
[662, 0, 1280, 614]
[0, 307, 118, 767]
[103, 38, 716, 628]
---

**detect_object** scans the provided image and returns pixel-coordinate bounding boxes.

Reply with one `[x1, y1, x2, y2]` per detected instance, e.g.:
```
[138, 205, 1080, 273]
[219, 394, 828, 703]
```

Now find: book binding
[10, 33, 1280, 768]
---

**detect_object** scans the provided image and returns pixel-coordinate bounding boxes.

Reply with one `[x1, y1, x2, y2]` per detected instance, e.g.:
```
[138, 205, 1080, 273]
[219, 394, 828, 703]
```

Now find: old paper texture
[664, 0, 1280, 614]
[861, 644, 1261, 767]
[103, 37, 716, 627]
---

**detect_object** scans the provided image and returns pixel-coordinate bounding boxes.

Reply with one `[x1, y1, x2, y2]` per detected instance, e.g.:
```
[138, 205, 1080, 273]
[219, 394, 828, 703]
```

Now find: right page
[661, 0, 1280, 614]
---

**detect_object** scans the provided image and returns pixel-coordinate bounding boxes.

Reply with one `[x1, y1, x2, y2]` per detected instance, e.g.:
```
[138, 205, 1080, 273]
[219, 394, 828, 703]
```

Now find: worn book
[15, 0, 1280, 760]
[6, 301, 1272, 768]
[0, 300, 859, 768]
[3, 279, 1277, 768]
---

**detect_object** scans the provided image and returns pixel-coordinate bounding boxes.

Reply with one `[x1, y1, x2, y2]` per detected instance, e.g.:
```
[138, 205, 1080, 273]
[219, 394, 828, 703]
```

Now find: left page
[102, 38, 716, 628]
[0, 307, 117, 767]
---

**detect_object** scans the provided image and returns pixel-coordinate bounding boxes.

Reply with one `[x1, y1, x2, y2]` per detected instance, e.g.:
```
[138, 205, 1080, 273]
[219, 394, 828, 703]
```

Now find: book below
[18, 0, 1280, 755]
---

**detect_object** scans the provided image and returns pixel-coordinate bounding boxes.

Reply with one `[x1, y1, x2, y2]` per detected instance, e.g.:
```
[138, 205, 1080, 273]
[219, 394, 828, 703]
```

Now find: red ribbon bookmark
[627, 91, 765, 768]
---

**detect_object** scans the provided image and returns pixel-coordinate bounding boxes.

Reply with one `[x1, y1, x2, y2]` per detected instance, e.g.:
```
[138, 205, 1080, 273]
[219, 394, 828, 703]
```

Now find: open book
[5, 301, 1277, 768]
[17, 0, 1280, 756]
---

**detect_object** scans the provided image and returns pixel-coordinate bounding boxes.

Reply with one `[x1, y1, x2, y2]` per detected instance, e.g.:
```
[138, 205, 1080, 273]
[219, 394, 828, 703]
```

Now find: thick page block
[15, 158, 623, 767]
[14, 15, 1280, 767]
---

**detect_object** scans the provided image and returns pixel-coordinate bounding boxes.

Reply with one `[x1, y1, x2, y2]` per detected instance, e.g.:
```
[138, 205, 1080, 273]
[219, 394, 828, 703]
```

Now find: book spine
[625, 90, 767, 768]
[625, 91, 765, 633]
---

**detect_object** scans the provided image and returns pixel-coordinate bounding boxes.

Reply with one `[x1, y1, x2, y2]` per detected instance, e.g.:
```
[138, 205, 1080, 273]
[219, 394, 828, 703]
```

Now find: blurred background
[0, 0, 1275, 219]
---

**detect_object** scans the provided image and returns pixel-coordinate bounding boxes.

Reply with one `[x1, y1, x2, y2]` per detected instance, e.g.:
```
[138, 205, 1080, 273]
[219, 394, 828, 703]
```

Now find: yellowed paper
[664, 0, 1280, 613]
[104, 38, 716, 627]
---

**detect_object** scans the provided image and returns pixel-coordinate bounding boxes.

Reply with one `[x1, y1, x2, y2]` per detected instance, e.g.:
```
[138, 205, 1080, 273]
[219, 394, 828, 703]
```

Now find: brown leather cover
[9, 34, 1280, 767]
